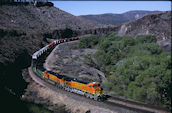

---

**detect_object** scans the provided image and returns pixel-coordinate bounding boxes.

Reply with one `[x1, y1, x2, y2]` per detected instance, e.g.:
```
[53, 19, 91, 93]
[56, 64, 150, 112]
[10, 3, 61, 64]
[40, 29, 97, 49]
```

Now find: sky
[51, 1, 171, 16]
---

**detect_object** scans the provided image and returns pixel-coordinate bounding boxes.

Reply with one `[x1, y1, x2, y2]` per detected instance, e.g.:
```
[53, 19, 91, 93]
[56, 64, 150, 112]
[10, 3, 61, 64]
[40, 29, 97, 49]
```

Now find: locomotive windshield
[93, 84, 100, 89]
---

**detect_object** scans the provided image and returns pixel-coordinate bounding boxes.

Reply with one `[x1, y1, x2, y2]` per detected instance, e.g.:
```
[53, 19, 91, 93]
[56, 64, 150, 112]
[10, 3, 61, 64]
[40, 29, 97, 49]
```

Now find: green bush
[136, 35, 157, 43]
[94, 50, 111, 66]
[129, 43, 163, 57]
[98, 39, 112, 52]
[121, 36, 135, 47]
[78, 35, 100, 48]
[106, 31, 116, 37]
[27, 103, 53, 113]
[94, 36, 134, 72]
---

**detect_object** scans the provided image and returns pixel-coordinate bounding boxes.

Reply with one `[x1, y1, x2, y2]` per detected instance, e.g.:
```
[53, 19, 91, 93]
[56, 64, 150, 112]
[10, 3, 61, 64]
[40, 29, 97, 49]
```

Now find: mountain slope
[117, 11, 171, 51]
[0, 5, 107, 35]
[0, 4, 112, 63]
[79, 10, 161, 26]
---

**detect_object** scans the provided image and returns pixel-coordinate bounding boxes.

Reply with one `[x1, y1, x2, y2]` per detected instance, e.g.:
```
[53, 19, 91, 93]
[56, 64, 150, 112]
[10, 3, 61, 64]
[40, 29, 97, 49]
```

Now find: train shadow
[101, 95, 111, 101]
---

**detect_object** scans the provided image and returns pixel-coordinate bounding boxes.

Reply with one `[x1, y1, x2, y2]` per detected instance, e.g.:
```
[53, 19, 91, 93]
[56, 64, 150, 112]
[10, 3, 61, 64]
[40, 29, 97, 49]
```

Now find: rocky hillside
[0, 4, 108, 35]
[0, 4, 109, 113]
[0, 3, 115, 72]
[116, 11, 171, 51]
[79, 10, 161, 26]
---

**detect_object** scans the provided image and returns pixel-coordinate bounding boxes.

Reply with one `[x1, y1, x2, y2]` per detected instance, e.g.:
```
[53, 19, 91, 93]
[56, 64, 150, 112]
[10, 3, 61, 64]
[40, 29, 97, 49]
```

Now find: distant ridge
[79, 10, 162, 26]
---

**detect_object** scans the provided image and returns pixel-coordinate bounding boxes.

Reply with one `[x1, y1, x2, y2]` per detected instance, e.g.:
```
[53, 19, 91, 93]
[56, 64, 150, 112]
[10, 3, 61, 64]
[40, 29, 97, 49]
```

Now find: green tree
[98, 39, 112, 52]
[78, 35, 100, 48]
[121, 36, 135, 47]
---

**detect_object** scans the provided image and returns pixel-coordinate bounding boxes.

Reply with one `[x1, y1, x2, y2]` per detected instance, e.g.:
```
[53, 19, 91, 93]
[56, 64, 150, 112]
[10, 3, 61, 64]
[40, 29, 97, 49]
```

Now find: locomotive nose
[96, 87, 103, 92]
[96, 87, 101, 91]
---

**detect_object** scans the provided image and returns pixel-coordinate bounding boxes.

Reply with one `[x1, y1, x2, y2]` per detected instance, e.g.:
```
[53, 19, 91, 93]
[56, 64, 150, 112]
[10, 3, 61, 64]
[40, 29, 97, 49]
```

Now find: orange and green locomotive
[43, 70, 104, 100]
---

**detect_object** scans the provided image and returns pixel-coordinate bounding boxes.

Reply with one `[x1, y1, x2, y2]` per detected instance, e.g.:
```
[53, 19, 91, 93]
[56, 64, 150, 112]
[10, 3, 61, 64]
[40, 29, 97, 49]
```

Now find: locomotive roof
[47, 71, 91, 84]
[73, 79, 91, 84]
[48, 71, 63, 79]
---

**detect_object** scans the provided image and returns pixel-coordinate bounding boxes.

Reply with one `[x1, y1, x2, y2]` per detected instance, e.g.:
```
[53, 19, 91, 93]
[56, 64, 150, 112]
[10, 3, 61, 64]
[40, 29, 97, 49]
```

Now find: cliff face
[116, 11, 171, 51]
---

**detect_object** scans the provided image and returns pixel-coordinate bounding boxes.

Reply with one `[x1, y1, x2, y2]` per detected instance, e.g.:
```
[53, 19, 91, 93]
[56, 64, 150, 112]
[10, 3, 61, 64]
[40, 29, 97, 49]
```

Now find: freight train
[31, 37, 104, 100]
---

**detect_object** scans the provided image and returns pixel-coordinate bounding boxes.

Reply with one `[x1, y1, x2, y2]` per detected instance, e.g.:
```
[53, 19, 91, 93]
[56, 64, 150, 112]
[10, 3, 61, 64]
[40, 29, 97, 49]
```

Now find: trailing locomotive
[31, 37, 104, 100]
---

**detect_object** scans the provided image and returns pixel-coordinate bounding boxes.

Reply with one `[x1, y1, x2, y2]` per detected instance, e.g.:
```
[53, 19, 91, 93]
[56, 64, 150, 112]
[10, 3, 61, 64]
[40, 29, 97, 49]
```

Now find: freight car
[32, 37, 104, 100]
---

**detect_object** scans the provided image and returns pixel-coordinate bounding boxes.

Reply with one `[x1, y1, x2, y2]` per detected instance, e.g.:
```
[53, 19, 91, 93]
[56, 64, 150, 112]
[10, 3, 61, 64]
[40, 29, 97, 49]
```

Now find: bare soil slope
[44, 41, 106, 83]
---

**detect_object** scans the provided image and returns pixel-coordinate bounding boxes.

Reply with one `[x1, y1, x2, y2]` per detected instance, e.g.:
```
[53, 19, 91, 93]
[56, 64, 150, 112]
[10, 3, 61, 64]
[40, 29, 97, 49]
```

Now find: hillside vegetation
[80, 11, 171, 51]
[77, 34, 171, 109]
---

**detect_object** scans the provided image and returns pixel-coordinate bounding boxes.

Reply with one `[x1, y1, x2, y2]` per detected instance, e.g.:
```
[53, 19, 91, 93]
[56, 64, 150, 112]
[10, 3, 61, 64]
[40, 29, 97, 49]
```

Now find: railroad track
[105, 96, 170, 113]
[28, 67, 139, 113]
[29, 39, 170, 113]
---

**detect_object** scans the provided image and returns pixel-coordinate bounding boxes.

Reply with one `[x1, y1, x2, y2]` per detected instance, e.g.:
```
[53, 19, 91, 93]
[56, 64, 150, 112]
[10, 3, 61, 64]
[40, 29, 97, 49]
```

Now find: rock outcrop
[116, 11, 171, 51]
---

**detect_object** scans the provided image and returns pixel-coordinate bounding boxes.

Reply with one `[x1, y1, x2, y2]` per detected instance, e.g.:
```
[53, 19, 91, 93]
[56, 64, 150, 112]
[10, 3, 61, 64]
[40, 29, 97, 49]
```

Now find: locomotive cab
[88, 82, 104, 98]
[94, 83, 104, 97]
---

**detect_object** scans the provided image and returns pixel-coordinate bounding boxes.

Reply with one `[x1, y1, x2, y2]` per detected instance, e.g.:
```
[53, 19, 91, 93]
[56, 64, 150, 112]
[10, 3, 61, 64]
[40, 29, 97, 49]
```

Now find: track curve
[28, 39, 170, 113]
[28, 67, 140, 113]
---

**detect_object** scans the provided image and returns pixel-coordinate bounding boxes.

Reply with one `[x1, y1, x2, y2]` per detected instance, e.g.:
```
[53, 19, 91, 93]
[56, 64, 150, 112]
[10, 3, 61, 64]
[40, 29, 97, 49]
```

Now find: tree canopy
[78, 34, 171, 108]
